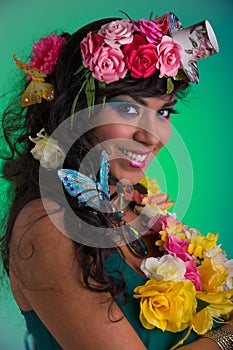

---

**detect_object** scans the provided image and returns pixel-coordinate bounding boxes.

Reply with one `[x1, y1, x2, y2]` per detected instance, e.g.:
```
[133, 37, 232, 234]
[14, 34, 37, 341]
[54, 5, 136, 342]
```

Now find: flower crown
[80, 14, 183, 91]
[72, 12, 218, 113]
[14, 12, 218, 109]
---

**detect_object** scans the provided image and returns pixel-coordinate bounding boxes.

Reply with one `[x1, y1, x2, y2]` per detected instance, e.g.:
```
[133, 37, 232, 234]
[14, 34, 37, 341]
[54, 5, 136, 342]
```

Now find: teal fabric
[21, 251, 199, 350]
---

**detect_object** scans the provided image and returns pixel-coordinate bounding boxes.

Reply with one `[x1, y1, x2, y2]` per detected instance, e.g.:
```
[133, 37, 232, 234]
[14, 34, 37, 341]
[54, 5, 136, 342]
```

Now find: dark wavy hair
[0, 18, 189, 309]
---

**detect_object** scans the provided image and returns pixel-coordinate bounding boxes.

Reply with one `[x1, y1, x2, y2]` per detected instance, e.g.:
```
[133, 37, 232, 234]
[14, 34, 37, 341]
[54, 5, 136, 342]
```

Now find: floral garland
[132, 177, 233, 350]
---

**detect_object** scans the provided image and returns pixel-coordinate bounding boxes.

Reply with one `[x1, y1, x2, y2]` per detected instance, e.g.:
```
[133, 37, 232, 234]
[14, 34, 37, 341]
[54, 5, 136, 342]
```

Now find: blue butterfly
[57, 150, 110, 209]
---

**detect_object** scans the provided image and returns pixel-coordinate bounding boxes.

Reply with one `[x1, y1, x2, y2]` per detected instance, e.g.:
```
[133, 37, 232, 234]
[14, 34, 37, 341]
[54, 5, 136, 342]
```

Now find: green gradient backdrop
[0, 0, 232, 349]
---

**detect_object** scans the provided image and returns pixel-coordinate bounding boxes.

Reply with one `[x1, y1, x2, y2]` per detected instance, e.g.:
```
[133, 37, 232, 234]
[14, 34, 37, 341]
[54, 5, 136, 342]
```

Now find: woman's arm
[10, 199, 147, 350]
[179, 337, 220, 349]
[179, 317, 233, 349]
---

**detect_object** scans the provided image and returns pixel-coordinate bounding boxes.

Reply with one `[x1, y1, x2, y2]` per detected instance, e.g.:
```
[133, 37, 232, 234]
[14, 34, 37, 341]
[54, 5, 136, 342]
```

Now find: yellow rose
[191, 307, 213, 335]
[139, 176, 161, 195]
[139, 175, 149, 190]
[134, 280, 197, 332]
[198, 256, 228, 292]
[188, 232, 219, 259]
[147, 178, 161, 196]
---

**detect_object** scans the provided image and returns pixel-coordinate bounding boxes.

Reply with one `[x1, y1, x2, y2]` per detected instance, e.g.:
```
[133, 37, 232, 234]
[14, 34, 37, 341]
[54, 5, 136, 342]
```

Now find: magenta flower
[80, 32, 104, 68]
[133, 14, 170, 44]
[99, 19, 134, 48]
[90, 46, 127, 84]
[156, 35, 182, 77]
[185, 260, 202, 291]
[28, 34, 66, 74]
[164, 234, 193, 262]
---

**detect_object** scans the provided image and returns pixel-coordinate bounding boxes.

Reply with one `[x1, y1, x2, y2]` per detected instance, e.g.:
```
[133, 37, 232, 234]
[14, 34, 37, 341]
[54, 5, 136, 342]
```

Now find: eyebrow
[133, 96, 177, 109]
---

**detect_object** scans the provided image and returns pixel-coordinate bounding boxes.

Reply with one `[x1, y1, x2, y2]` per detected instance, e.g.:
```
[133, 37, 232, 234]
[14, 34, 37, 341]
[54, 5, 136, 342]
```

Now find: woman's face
[92, 94, 177, 185]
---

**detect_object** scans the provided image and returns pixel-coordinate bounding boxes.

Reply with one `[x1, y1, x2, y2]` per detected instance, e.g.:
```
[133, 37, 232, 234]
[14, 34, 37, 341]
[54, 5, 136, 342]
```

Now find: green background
[0, 0, 232, 348]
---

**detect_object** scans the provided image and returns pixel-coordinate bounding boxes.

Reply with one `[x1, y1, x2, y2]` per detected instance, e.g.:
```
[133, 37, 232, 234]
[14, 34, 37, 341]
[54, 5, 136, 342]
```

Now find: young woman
[1, 12, 233, 350]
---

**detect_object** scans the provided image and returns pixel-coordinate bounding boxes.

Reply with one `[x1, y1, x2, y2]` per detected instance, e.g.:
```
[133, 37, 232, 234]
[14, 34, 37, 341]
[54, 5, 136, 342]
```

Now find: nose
[132, 112, 171, 148]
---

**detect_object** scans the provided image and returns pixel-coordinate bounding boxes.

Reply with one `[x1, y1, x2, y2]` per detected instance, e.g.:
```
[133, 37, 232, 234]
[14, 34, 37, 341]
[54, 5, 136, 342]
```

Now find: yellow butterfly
[13, 54, 55, 107]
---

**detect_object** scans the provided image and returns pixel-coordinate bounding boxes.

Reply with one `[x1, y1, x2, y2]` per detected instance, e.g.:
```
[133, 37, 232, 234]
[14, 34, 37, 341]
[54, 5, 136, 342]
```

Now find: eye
[107, 99, 142, 118]
[156, 108, 178, 120]
[117, 103, 141, 116]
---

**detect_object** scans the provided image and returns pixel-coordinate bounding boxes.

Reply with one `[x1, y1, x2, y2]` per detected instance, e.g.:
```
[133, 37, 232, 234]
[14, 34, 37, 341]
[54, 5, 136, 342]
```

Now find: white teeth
[119, 148, 148, 163]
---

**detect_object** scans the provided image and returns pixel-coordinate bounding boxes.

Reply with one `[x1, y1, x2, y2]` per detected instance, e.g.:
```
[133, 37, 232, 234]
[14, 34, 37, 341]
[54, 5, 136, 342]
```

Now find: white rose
[134, 203, 164, 218]
[184, 228, 201, 240]
[140, 255, 186, 281]
[29, 128, 65, 169]
[225, 259, 233, 289]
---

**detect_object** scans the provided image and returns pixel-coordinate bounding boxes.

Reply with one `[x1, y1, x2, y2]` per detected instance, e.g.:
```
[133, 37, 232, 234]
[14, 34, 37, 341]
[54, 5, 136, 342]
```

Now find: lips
[118, 147, 151, 168]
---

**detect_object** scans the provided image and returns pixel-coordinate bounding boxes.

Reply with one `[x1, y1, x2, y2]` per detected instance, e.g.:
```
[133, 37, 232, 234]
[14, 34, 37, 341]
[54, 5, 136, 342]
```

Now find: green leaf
[98, 81, 106, 89]
[189, 37, 198, 48]
[196, 298, 210, 312]
[173, 69, 186, 81]
[85, 73, 95, 117]
[197, 29, 207, 34]
[118, 10, 131, 20]
[166, 77, 174, 94]
[70, 78, 87, 128]
[101, 96, 106, 111]
[190, 27, 194, 34]
[74, 64, 85, 76]
[185, 49, 193, 55]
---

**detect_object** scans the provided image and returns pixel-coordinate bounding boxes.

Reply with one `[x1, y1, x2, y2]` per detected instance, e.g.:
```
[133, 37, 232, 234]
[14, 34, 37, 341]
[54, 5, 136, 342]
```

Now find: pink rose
[185, 260, 202, 291]
[80, 32, 104, 68]
[133, 14, 170, 44]
[28, 34, 66, 74]
[164, 234, 193, 262]
[123, 34, 158, 78]
[156, 35, 182, 77]
[158, 215, 181, 231]
[90, 46, 127, 84]
[99, 19, 134, 48]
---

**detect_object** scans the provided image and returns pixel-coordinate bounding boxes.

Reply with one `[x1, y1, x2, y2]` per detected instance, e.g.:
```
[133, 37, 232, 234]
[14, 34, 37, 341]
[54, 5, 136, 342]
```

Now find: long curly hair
[0, 17, 189, 309]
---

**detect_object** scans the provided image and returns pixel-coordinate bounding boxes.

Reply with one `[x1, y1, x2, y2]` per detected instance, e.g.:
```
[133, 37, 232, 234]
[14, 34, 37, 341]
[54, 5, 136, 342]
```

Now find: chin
[110, 160, 148, 186]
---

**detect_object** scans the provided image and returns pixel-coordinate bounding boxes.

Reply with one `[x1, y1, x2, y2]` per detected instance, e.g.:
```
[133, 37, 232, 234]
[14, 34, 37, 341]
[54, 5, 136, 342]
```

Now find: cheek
[93, 124, 131, 141]
[158, 120, 171, 145]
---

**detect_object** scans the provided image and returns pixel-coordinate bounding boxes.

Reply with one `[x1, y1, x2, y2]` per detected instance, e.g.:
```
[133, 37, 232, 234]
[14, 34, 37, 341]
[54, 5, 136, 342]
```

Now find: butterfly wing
[98, 150, 110, 201]
[58, 169, 100, 208]
[13, 54, 55, 107]
[21, 81, 54, 107]
[13, 54, 46, 78]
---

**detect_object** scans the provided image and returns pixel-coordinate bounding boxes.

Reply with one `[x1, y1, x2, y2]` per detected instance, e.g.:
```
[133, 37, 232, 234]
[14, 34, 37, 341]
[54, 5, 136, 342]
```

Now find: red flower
[123, 34, 158, 78]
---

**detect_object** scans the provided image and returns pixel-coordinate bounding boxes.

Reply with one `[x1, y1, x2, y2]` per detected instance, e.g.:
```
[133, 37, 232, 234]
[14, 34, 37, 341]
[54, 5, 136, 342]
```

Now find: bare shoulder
[10, 198, 78, 290]
[9, 199, 147, 350]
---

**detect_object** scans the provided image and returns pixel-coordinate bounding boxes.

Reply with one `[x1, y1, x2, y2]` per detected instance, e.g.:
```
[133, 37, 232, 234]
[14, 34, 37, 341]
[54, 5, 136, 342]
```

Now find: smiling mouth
[118, 147, 150, 163]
